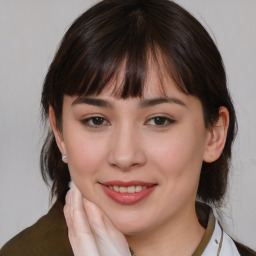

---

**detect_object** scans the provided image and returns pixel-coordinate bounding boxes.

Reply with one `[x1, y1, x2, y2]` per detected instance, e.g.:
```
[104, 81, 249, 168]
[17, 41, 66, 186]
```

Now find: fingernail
[68, 180, 74, 188]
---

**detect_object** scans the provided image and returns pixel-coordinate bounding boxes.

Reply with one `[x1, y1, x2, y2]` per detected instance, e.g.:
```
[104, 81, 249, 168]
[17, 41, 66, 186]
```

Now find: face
[53, 68, 214, 236]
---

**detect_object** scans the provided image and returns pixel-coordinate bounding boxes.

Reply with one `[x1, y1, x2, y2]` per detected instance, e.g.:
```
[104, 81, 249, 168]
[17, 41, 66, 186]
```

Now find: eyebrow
[72, 97, 113, 108]
[72, 97, 187, 108]
[139, 97, 187, 108]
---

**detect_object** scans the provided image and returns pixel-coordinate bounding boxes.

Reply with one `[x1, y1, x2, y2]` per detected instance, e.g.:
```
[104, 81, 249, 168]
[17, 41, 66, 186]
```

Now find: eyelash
[81, 116, 110, 128]
[81, 116, 175, 128]
[145, 116, 175, 127]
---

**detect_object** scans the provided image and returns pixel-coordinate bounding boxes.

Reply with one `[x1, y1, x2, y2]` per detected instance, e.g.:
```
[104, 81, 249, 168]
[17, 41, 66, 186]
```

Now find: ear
[49, 106, 68, 163]
[203, 106, 229, 163]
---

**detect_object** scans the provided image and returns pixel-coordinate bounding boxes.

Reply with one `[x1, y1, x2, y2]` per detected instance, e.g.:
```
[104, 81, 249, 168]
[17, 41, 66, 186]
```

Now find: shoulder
[221, 224, 256, 256]
[0, 200, 73, 256]
[196, 202, 256, 256]
[234, 241, 256, 256]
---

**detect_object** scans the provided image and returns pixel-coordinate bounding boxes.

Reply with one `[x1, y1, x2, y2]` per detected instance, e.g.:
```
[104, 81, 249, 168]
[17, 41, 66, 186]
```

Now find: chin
[107, 210, 153, 235]
[116, 222, 148, 236]
[96, 197, 158, 234]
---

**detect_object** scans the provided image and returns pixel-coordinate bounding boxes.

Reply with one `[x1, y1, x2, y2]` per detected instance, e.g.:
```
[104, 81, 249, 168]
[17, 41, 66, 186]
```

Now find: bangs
[59, 3, 188, 100]
[63, 44, 180, 100]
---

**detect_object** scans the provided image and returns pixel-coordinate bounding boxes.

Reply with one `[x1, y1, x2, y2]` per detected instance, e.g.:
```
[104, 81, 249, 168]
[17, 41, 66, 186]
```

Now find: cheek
[64, 131, 107, 186]
[149, 127, 205, 188]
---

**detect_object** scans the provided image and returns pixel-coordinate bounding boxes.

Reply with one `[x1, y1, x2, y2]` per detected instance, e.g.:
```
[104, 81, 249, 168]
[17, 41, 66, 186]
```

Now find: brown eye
[91, 117, 104, 125]
[81, 116, 109, 127]
[153, 117, 167, 125]
[146, 116, 175, 127]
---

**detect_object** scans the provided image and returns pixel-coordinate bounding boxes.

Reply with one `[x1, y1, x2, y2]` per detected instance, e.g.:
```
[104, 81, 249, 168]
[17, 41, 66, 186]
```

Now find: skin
[64, 182, 131, 256]
[50, 66, 229, 255]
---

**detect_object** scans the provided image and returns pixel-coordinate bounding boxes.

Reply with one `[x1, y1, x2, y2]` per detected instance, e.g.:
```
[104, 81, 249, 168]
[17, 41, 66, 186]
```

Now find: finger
[83, 198, 122, 239]
[71, 184, 89, 232]
[64, 190, 80, 253]
[64, 183, 100, 256]
[83, 198, 131, 256]
[83, 198, 105, 232]
[64, 189, 72, 227]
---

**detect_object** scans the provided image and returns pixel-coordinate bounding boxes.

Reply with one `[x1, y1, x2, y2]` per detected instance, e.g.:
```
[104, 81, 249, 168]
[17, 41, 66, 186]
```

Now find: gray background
[0, 0, 256, 250]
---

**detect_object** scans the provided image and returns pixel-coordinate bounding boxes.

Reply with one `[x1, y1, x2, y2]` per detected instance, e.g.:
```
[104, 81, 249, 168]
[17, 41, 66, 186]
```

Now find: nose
[107, 125, 146, 171]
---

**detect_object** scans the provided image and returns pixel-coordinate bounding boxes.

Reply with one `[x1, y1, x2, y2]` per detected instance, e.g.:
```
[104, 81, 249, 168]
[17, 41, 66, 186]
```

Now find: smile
[107, 185, 149, 193]
[100, 181, 157, 205]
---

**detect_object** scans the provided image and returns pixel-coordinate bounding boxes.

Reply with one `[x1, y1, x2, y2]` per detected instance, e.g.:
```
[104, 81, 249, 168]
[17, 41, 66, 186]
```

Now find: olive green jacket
[0, 201, 73, 256]
[0, 201, 255, 256]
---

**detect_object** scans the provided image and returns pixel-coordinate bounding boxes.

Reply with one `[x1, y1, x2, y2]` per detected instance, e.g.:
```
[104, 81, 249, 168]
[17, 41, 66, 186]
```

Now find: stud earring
[62, 154, 68, 161]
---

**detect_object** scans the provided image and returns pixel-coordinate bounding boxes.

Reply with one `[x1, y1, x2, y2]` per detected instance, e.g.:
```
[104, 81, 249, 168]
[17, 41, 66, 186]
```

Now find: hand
[64, 182, 132, 256]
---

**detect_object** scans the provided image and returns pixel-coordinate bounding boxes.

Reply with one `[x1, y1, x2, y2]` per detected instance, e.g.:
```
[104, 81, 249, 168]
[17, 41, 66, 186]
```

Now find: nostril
[107, 149, 146, 171]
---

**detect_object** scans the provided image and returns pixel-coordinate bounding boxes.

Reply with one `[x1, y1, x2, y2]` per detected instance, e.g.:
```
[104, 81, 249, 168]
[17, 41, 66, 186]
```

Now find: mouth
[106, 185, 153, 193]
[100, 181, 157, 205]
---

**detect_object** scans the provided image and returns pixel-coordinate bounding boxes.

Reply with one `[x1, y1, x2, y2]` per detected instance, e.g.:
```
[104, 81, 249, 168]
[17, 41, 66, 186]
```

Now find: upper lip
[100, 180, 156, 187]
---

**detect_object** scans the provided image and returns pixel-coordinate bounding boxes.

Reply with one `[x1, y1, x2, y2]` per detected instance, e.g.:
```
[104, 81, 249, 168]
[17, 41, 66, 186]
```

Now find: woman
[0, 0, 255, 255]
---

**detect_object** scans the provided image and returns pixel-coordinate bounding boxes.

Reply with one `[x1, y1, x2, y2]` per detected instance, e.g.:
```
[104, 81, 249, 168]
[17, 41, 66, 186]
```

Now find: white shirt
[202, 219, 240, 256]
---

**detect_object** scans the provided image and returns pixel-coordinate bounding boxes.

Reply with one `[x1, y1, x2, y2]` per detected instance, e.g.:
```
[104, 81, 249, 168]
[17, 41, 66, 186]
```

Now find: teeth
[127, 186, 135, 193]
[135, 186, 142, 192]
[108, 185, 149, 193]
[120, 187, 127, 193]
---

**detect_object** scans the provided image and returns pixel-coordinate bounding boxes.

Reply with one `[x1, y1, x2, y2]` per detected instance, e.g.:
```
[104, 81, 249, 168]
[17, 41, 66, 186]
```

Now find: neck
[126, 203, 205, 256]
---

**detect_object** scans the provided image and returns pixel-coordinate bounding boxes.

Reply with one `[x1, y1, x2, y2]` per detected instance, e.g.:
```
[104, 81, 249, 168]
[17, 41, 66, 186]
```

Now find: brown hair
[41, 0, 237, 207]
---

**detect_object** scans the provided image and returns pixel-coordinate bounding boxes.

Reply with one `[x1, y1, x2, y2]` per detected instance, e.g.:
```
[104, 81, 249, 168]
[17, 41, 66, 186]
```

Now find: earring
[62, 154, 68, 161]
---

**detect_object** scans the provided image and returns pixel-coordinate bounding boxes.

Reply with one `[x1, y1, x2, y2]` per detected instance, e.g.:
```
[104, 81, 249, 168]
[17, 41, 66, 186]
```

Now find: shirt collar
[193, 201, 216, 255]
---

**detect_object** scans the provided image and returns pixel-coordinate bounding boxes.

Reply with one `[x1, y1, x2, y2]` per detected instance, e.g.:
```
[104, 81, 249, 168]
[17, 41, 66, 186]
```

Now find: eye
[81, 116, 109, 127]
[146, 116, 175, 127]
